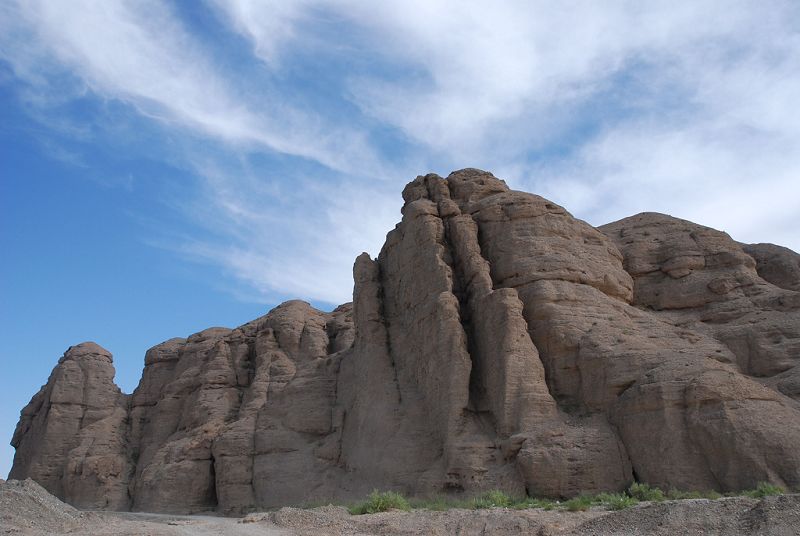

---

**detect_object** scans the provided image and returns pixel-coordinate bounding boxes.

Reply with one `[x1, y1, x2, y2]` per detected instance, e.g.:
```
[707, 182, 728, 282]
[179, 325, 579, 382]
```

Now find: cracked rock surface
[10, 169, 800, 513]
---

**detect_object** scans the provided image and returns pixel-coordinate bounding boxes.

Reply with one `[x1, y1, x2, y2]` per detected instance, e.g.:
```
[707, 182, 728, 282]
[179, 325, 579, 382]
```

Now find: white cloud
[0, 0, 382, 176]
[207, 0, 314, 66]
[171, 161, 401, 304]
[523, 18, 800, 251]
[532, 118, 800, 248]
[292, 0, 798, 251]
[217, 0, 770, 157]
[1, 0, 401, 305]
[215, 1, 800, 250]
[2, 0, 799, 307]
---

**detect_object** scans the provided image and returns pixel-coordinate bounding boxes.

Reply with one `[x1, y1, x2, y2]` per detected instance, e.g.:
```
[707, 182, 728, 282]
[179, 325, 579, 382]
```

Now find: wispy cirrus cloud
[525, 26, 800, 247]
[0, 0, 382, 175]
[1, 0, 799, 307]
[1, 0, 402, 304]
[174, 173, 401, 304]
[213, 0, 800, 248]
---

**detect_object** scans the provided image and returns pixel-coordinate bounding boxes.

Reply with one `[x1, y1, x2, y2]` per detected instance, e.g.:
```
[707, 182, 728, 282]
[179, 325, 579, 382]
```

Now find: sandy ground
[2, 479, 800, 535]
[75, 512, 291, 536]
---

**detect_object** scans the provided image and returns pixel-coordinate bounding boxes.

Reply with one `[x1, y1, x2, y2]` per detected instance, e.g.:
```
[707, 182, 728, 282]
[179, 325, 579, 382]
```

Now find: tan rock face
[743, 242, 800, 292]
[10, 169, 800, 512]
[12, 304, 355, 514]
[600, 213, 800, 395]
[10, 343, 130, 510]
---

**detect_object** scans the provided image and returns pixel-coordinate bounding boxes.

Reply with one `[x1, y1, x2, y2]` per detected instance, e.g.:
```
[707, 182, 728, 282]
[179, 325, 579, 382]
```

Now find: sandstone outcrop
[10, 169, 800, 513]
[10, 342, 130, 510]
[743, 243, 800, 292]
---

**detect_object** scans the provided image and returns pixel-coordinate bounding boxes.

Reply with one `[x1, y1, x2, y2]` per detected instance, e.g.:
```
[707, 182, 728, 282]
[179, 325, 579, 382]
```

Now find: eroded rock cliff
[10, 169, 800, 513]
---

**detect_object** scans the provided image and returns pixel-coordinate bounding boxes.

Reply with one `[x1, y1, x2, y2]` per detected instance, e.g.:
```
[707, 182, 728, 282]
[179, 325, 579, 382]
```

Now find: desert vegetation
[347, 482, 789, 515]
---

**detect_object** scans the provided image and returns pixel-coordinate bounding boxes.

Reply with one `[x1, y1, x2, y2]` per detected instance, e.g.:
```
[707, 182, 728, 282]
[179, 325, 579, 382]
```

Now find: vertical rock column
[336, 254, 441, 494]
[10, 342, 131, 510]
[343, 186, 482, 493]
[343, 172, 564, 496]
[435, 181, 558, 437]
[445, 169, 635, 496]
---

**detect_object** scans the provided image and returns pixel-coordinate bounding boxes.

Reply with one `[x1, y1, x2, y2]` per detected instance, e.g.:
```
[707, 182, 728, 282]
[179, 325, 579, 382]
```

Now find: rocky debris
[0, 478, 83, 535]
[0, 478, 286, 535]
[9, 169, 800, 513]
[570, 494, 800, 536]
[268, 506, 354, 534]
[267, 505, 598, 536]
[263, 495, 800, 536]
[2, 479, 800, 535]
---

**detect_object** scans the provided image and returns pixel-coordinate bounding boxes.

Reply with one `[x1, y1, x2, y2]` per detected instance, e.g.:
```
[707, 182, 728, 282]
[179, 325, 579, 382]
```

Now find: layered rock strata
[10, 169, 800, 513]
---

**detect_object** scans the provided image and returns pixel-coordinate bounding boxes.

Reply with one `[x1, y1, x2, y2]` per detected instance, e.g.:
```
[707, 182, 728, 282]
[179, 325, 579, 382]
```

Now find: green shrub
[470, 490, 515, 509]
[666, 489, 699, 500]
[349, 490, 411, 515]
[628, 482, 665, 502]
[666, 488, 722, 500]
[596, 492, 639, 510]
[342, 481, 788, 516]
[564, 495, 594, 512]
[470, 497, 493, 509]
[484, 490, 514, 507]
[742, 482, 785, 498]
[513, 497, 557, 510]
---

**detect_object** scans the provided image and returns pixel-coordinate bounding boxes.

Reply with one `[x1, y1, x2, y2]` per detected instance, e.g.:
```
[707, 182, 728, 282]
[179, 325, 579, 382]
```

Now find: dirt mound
[569, 494, 800, 535]
[267, 505, 597, 536]
[264, 496, 800, 535]
[0, 479, 83, 535]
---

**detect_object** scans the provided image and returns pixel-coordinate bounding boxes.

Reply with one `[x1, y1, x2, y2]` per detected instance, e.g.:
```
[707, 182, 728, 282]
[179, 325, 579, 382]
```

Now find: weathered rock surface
[9, 169, 800, 513]
[10, 343, 130, 510]
[743, 242, 800, 292]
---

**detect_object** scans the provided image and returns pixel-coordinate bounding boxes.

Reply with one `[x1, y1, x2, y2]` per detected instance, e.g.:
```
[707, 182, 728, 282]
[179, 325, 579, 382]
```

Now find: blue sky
[2, 1, 800, 479]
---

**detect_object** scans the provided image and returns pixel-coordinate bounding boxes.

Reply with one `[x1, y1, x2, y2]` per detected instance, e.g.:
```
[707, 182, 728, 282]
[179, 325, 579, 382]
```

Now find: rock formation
[10, 169, 800, 513]
[10, 343, 129, 510]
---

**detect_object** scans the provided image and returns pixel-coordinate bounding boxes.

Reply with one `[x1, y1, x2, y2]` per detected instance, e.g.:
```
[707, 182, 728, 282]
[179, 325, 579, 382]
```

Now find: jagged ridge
[10, 169, 800, 514]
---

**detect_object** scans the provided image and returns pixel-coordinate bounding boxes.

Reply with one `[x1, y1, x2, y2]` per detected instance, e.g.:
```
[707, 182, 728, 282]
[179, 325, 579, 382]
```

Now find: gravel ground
[569, 494, 800, 536]
[0, 480, 288, 536]
[2, 479, 799, 535]
[260, 504, 601, 535]
[262, 496, 800, 536]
